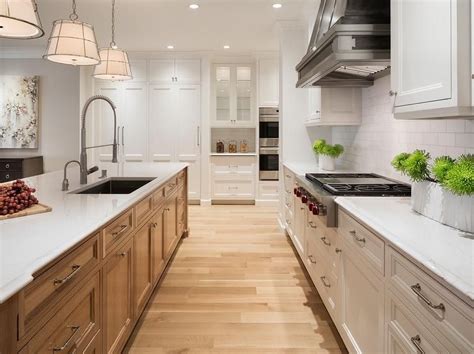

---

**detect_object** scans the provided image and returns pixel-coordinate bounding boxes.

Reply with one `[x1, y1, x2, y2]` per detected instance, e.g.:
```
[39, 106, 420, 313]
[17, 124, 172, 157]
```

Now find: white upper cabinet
[306, 87, 361, 126]
[212, 64, 256, 127]
[258, 58, 279, 107]
[149, 59, 200, 84]
[129, 60, 147, 82]
[391, 0, 473, 119]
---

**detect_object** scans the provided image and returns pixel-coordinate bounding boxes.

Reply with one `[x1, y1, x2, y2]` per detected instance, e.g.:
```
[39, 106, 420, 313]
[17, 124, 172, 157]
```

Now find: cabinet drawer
[164, 177, 178, 197]
[0, 160, 21, 171]
[338, 210, 385, 275]
[212, 157, 255, 174]
[212, 180, 254, 199]
[102, 209, 134, 257]
[212, 170, 254, 181]
[304, 235, 324, 283]
[21, 235, 99, 335]
[135, 195, 153, 227]
[152, 186, 165, 208]
[20, 272, 101, 354]
[387, 247, 474, 351]
[0, 171, 22, 182]
[177, 170, 186, 188]
[283, 167, 294, 193]
[386, 290, 451, 354]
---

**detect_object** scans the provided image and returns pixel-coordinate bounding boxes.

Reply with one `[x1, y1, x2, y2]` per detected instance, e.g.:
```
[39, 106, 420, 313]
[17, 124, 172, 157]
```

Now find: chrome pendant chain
[110, 0, 117, 48]
[69, 0, 78, 21]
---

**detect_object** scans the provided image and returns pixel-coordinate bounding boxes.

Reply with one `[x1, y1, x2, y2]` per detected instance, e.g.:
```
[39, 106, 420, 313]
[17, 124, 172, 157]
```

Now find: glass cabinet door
[215, 66, 231, 122]
[236, 66, 252, 123]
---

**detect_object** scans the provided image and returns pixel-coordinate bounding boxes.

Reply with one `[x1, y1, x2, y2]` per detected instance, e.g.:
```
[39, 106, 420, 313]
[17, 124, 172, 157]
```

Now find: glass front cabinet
[212, 64, 255, 127]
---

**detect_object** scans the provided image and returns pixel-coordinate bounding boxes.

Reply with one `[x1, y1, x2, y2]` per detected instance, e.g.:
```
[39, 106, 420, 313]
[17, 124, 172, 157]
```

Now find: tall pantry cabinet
[93, 59, 201, 201]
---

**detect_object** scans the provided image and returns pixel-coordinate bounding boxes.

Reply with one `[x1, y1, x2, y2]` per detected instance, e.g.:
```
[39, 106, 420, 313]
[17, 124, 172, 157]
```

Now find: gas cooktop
[305, 173, 411, 196]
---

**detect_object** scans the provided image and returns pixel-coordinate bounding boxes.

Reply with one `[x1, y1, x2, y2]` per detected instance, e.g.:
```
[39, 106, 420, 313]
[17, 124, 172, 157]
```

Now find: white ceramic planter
[319, 155, 336, 171]
[411, 181, 473, 233]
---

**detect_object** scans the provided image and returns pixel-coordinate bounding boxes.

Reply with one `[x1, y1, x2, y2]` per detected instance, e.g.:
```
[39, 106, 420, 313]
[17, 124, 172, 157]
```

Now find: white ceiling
[1, 0, 318, 53]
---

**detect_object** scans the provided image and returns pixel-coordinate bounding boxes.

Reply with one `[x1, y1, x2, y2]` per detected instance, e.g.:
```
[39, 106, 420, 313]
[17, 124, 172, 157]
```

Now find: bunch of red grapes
[0, 180, 38, 216]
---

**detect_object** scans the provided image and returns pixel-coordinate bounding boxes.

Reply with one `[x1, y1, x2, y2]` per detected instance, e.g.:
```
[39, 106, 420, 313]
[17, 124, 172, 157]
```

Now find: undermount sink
[73, 178, 155, 195]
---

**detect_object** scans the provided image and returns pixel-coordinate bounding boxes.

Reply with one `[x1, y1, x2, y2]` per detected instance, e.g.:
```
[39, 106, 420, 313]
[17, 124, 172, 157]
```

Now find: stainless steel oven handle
[259, 147, 279, 154]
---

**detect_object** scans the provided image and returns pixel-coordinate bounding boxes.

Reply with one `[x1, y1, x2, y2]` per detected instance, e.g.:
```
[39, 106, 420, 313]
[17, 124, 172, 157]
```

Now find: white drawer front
[338, 210, 385, 275]
[258, 182, 279, 200]
[387, 290, 451, 354]
[212, 156, 255, 174]
[212, 180, 254, 199]
[387, 247, 474, 352]
[212, 170, 254, 181]
[283, 167, 294, 193]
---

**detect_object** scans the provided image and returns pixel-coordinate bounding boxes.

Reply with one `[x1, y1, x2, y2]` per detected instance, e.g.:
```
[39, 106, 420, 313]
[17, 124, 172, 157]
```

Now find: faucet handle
[62, 178, 70, 191]
[87, 166, 99, 175]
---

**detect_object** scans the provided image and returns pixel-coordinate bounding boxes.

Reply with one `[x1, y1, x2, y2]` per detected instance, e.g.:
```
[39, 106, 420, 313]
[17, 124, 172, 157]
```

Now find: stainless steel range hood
[296, 0, 391, 88]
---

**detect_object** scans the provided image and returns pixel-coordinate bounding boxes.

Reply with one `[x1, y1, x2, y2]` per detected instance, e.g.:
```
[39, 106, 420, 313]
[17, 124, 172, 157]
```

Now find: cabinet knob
[5, 163, 9, 169]
[118, 252, 127, 257]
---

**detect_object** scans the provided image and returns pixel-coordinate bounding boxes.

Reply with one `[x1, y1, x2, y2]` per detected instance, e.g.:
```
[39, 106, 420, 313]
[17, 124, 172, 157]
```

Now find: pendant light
[0, 0, 44, 39]
[43, 0, 100, 66]
[93, 0, 132, 81]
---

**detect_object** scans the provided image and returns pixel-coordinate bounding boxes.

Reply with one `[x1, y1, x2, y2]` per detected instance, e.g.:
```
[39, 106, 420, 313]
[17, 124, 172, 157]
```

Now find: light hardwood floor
[125, 205, 347, 353]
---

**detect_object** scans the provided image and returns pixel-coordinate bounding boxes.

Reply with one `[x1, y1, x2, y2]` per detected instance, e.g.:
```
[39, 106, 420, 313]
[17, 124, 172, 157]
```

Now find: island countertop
[0, 162, 187, 304]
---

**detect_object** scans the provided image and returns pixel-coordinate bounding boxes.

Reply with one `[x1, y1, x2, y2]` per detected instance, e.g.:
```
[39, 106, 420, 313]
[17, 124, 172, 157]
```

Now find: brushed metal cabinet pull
[53, 264, 81, 286]
[52, 325, 80, 352]
[350, 230, 365, 244]
[410, 335, 425, 354]
[112, 224, 128, 238]
[410, 283, 445, 312]
[321, 236, 331, 246]
[335, 248, 342, 254]
[320, 276, 331, 288]
[308, 255, 317, 264]
[308, 221, 317, 229]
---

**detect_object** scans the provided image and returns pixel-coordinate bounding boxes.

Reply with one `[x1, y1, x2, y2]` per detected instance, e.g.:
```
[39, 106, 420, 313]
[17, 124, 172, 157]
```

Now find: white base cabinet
[391, 0, 473, 119]
[211, 155, 256, 201]
[282, 170, 474, 354]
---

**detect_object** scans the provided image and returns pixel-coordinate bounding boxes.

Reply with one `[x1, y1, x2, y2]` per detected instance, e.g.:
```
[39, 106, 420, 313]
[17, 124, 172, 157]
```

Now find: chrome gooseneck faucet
[80, 95, 118, 184]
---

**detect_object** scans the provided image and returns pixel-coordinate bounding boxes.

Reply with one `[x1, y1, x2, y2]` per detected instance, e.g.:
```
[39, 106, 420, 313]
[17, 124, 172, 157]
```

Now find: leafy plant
[442, 160, 474, 195]
[313, 139, 344, 158]
[391, 152, 410, 173]
[432, 156, 455, 183]
[391, 151, 474, 196]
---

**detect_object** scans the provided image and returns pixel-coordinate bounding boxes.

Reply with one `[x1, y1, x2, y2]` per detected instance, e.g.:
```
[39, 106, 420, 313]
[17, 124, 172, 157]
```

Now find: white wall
[278, 22, 331, 166]
[0, 59, 80, 172]
[332, 75, 474, 182]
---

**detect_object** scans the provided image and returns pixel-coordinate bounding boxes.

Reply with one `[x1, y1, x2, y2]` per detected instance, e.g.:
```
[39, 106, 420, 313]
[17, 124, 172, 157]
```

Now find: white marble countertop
[283, 161, 351, 176]
[336, 197, 474, 304]
[0, 162, 187, 304]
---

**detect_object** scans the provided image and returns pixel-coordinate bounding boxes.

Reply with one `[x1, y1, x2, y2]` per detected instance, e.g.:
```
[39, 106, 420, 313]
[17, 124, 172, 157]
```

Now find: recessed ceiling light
[189, 4, 199, 9]
[223, 45, 230, 49]
[272, 3, 282, 9]
[167, 45, 174, 49]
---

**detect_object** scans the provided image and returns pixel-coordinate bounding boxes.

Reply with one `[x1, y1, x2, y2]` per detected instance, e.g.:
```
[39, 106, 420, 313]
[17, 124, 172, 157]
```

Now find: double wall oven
[259, 107, 279, 181]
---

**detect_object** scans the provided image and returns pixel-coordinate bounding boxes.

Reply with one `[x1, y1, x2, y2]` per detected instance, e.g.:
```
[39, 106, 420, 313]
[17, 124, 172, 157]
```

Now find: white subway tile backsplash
[332, 75, 472, 179]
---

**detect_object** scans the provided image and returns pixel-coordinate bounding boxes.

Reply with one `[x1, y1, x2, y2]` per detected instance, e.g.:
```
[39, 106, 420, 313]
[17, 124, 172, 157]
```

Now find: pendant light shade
[93, 0, 132, 80]
[0, 0, 44, 39]
[43, 0, 100, 66]
[94, 47, 132, 80]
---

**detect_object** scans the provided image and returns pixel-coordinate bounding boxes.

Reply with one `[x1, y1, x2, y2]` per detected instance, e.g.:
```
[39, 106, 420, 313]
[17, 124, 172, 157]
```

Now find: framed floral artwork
[0, 76, 39, 149]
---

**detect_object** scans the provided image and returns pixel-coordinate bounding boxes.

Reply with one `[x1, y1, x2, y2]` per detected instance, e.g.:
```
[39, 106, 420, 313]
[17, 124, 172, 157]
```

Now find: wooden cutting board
[0, 203, 52, 220]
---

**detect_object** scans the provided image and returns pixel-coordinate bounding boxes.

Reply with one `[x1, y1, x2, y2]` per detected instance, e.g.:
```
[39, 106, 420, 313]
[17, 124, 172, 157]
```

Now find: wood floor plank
[125, 205, 347, 353]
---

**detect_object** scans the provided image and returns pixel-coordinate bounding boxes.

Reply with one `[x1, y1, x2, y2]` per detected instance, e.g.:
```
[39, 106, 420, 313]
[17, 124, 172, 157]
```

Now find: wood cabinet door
[163, 194, 178, 261]
[176, 85, 201, 201]
[391, 0, 452, 107]
[122, 83, 148, 162]
[339, 248, 384, 353]
[133, 221, 153, 316]
[149, 59, 175, 83]
[152, 211, 164, 284]
[175, 59, 201, 84]
[148, 85, 176, 162]
[103, 240, 133, 354]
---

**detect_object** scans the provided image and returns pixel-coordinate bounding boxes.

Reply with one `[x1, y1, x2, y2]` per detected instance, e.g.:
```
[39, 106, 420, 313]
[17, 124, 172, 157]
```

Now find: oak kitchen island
[0, 162, 189, 353]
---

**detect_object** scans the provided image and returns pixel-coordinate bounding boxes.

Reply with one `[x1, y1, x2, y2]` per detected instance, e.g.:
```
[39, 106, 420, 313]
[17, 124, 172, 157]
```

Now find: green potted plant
[391, 151, 473, 233]
[313, 139, 344, 171]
